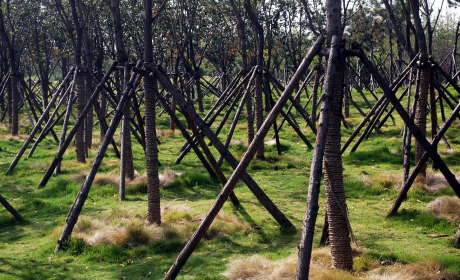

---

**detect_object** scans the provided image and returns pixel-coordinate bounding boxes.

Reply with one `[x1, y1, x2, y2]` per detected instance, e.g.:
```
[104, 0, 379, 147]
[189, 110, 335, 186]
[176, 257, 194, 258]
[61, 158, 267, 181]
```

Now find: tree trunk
[144, 67, 161, 224]
[6, 77, 11, 125]
[323, 58, 353, 270]
[254, 70, 265, 159]
[195, 72, 204, 113]
[98, 71, 107, 140]
[244, 0, 264, 158]
[323, 0, 353, 271]
[246, 76, 255, 145]
[170, 73, 177, 131]
[343, 65, 350, 118]
[10, 72, 18, 136]
[75, 69, 86, 163]
[85, 76, 94, 152]
[414, 54, 430, 179]
[409, 0, 429, 180]
[41, 80, 50, 121]
[121, 63, 135, 183]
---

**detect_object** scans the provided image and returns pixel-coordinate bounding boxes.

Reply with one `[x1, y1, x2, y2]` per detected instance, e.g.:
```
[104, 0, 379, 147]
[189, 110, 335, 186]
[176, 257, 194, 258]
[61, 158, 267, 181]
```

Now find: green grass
[1, 83, 460, 279]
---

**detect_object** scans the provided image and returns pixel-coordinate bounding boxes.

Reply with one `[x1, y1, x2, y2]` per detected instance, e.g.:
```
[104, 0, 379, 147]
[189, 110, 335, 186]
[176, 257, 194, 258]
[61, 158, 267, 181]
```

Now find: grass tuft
[426, 196, 460, 223]
[224, 247, 456, 280]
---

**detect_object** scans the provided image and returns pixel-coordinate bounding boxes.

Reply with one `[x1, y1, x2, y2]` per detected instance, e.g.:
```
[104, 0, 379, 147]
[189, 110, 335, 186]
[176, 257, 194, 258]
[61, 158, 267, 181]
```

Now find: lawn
[1, 80, 460, 279]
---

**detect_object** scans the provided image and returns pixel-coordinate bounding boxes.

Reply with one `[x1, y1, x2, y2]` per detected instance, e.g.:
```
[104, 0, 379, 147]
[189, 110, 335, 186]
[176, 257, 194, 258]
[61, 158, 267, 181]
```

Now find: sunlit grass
[1, 85, 460, 279]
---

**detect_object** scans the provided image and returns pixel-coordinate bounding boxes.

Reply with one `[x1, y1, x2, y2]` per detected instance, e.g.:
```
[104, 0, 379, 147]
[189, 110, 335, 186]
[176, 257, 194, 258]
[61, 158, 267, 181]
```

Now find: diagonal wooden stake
[356, 50, 460, 210]
[162, 35, 325, 280]
[295, 35, 338, 280]
[175, 69, 254, 164]
[387, 80, 460, 216]
[0, 193, 24, 221]
[156, 65, 295, 227]
[54, 62, 140, 253]
[6, 67, 76, 173]
[37, 61, 118, 189]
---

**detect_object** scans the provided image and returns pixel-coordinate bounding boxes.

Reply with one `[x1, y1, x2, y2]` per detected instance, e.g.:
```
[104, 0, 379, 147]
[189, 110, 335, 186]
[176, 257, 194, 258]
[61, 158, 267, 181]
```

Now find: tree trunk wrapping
[75, 70, 86, 163]
[11, 72, 19, 136]
[324, 58, 353, 270]
[145, 72, 161, 224]
[254, 70, 264, 159]
[415, 55, 430, 179]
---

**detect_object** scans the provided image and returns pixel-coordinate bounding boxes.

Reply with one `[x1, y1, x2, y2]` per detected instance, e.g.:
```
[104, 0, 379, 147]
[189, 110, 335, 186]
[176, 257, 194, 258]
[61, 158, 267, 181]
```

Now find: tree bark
[323, 0, 353, 271]
[296, 35, 334, 280]
[75, 69, 86, 163]
[409, 0, 429, 180]
[143, 0, 160, 224]
[10, 72, 19, 136]
[414, 55, 430, 179]
[244, 0, 264, 158]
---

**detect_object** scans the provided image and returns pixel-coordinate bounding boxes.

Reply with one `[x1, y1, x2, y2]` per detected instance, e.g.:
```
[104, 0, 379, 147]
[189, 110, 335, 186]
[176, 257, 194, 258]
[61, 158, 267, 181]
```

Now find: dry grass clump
[159, 168, 181, 186]
[156, 129, 182, 137]
[72, 205, 246, 247]
[223, 246, 455, 280]
[265, 139, 280, 146]
[230, 140, 248, 147]
[30, 162, 47, 170]
[412, 171, 460, 193]
[223, 247, 359, 280]
[196, 212, 249, 239]
[71, 167, 181, 188]
[367, 259, 456, 280]
[425, 196, 460, 223]
[367, 171, 459, 193]
[75, 213, 168, 246]
[0, 122, 8, 131]
[364, 173, 400, 190]
[0, 134, 26, 141]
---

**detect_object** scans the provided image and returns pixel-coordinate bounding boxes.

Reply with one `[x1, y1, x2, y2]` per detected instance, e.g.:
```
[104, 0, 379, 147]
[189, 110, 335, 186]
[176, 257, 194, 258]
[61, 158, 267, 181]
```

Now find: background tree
[0, 0, 34, 135]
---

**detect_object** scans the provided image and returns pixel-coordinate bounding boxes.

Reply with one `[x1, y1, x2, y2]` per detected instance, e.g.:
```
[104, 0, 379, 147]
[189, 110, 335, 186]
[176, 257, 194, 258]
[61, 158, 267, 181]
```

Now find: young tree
[244, 0, 265, 159]
[323, 0, 353, 270]
[409, 0, 430, 179]
[228, 0, 254, 145]
[0, 0, 33, 135]
[143, 0, 164, 225]
[54, 0, 87, 163]
[107, 0, 134, 201]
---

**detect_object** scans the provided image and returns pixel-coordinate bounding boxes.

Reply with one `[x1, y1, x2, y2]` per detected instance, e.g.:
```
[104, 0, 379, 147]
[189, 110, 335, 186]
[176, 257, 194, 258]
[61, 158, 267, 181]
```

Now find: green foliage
[163, 211, 193, 223]
[165, 170, 214, 190]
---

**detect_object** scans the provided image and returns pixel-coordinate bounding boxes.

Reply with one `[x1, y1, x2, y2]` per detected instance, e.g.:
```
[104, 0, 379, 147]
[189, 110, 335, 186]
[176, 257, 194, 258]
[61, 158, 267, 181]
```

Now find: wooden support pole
[6, 67, 76, 173]
[295, 35, 337, 280]
[174, 72, 251, 164]
[156, 64, 295, 228]
[163, 35, 325, 280]
[387, 82, 460, 216]
[37, 62, 119, 189]
[28, 78, 77, 158]
[29, 96, 77, 160]
[216, 68, 258, 166]
[54, 62, 139, 253]
[276, 67, 316, 132]
[266, 71, 317, 135]
[357, 51, 460, 210]
[155, 94, 218, 180]
[0, 193, 24, 221]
